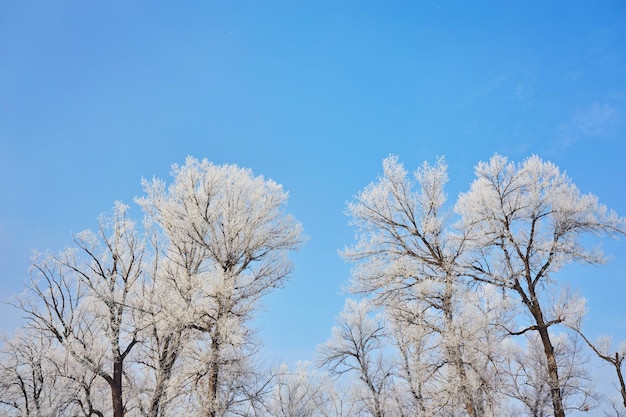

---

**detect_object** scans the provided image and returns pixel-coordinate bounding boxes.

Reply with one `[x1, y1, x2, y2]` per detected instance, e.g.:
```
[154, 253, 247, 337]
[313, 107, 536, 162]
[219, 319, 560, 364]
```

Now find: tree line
[1, 154, 625, 417]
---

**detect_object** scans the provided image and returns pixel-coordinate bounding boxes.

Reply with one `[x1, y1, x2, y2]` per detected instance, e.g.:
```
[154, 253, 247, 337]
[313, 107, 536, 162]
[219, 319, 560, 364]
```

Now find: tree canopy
[2, 153, 625, 417]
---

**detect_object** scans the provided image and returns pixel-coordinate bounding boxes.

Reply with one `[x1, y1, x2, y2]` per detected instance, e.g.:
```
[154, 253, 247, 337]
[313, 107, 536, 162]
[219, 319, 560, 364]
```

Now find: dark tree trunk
[536, 325, 565, 417]
[526, 288, 565, 417]
[112, 360, 124, 417]
[148, 333, 181, 417]
[614, 354, 626, 409]
[206, 337, 220, 417]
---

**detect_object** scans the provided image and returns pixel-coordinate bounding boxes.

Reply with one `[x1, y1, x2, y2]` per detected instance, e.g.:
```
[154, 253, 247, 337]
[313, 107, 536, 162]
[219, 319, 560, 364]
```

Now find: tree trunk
[614, 354, 626, 409]
[443, 276, 482, 417]
[206, 336, 220, 417]
[536, 325, 565, 417]
[523, 267, 566, 417]
[148, 333, 180, 417]
[526, 296, 565, 417]
[112, 360, 124, 417]
[449, 332, 481, 417]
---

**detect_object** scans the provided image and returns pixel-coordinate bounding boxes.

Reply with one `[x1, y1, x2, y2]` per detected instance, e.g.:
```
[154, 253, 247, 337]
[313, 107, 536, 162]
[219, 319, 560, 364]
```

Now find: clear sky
[1, 1, 625, 369]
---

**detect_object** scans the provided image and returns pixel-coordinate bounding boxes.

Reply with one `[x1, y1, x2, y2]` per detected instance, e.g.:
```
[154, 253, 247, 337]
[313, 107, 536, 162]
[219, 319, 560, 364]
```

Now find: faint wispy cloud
[558, 102, 620, 146]
[514, 78, 536, 101]
[475, 74, 507, 97]
[465, 73, 537, 107]
[461, 74, 508, 109]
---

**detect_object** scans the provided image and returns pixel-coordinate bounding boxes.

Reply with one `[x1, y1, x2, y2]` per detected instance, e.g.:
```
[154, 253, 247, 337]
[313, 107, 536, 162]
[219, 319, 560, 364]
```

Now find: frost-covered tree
[0, 329, 76, 417]
[568, 317, 626, 412]
[455, 154, 626, 417]
[137, 156, 304, 417]
[5, 157, 303, 417]
[501, 331, 597, 416]
[133, 221, 275, 417]
[265, 362, 362, 417]
[318, 299, 392, 417]
[314, 375, 363, 417]
[16, 202, 145, 417]
[129, 224, 193, 417]
[385, 303, 437, 417]
[267, 363, 327, 417]
[343, 156, 506, 417]
[49, 348, 109, 417]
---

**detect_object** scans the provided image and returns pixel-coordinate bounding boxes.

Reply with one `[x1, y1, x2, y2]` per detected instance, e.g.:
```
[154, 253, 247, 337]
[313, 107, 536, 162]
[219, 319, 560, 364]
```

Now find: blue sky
[1, 1, 625, 367]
